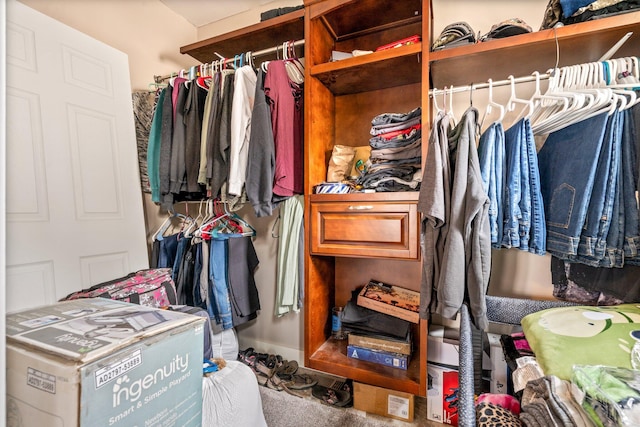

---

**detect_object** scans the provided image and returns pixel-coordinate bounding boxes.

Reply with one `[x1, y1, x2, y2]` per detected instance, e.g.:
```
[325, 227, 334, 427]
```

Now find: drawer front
[310, 201, 419, 259]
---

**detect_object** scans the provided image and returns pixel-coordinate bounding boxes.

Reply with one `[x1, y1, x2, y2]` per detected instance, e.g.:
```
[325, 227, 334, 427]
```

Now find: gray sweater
[419, 108, 490, 330]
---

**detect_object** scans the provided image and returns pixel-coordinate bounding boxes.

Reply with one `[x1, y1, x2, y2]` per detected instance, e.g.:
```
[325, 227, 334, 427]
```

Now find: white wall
[197, 0, 302, 39]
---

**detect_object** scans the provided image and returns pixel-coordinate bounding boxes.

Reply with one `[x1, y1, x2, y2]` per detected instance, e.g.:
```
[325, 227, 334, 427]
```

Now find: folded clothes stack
[431, 18, 533, 51]
[341, 300, 411, 340]
[356, 107, 423, 192]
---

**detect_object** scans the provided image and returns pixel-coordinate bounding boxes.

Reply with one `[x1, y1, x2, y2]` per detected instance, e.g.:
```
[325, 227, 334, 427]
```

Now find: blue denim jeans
[538, 112, 609, 257]
[172, 234, 190, 283]
[209, 237, 233, 329]
[502, 118, 546, 254]
[502, 120, 522, 249]
[622, 107, 640, 264]
[478, 121, 505, 248]
[371, 106, 421, 127]
[566, 111, 622, 266]
[524, 118, 546, 255]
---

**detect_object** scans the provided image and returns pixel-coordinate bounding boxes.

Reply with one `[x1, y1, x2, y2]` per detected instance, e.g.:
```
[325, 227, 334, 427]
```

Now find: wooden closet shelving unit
[303, 0, 427, 397]
[179, 1, 640, 398]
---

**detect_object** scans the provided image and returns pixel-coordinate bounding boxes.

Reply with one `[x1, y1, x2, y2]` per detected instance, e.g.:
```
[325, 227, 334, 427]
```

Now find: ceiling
[160, 0, 276, 27]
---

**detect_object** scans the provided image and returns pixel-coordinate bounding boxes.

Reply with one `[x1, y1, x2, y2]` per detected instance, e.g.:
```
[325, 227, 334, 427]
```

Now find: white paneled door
[5, 0, 149, 312]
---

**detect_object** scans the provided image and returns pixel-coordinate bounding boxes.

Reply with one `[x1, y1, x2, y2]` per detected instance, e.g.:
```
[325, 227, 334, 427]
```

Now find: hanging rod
[154, 38, 305, 83]
[429, 72, 552, 97]
[430, 30, 635, 97]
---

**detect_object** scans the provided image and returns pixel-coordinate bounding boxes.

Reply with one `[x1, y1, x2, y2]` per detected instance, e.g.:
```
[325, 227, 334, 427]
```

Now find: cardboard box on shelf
[353, 382, 415, 422]
[427, 364, 459, 426]
[485, 332, 509, 394]
[6, 298, 204, 427]
[427, 325, 460, 367]
[357, 280, 420, 323]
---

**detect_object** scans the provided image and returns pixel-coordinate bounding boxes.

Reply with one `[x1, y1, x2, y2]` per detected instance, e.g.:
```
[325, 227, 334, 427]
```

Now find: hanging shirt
[159, 84, 174, 209]
[275, 195, 304, 317]
[148, 88, 166, 203]
[170, 81, 188, 194]
[209, 70, 235, 199]
[264, 60, 304, 197]
[184, 80, 208, 193]
[228, 65, 257, 196]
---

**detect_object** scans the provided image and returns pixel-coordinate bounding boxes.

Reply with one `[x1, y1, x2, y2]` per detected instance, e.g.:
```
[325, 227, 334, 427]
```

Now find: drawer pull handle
[348, 205, 373, 210]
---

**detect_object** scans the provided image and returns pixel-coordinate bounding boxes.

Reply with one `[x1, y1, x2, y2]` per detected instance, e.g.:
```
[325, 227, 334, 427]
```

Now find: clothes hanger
[507, 75, 534, 119]
[480, 78, 505, 130]
[153, 209, 189, 241]
[283, 40, 304, 84]
[432, 87, 444, 116]
[183, 200, 206, 237]
[534, 62, 620, 135]
[153, 213, 173, 242]
[222, 202, 256, 237]
[531, 66, 588, 134]
[446, 85, 456, 125]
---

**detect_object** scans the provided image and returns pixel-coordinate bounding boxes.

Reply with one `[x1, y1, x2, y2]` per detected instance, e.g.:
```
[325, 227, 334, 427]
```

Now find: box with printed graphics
[6, 298, 204, 427]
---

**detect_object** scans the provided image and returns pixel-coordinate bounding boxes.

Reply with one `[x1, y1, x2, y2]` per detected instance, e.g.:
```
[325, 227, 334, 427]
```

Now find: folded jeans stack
[356, 107, 423, 192]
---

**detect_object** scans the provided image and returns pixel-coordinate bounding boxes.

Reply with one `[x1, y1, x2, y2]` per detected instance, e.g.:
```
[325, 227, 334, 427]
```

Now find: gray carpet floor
[258, 381, 441, 427]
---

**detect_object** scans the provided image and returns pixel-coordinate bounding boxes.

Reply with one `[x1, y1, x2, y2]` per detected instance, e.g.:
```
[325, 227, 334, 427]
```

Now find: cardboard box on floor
[427, 364, 459, 426]
[353, 382, 414, 422]
[6, 298, 204, 427]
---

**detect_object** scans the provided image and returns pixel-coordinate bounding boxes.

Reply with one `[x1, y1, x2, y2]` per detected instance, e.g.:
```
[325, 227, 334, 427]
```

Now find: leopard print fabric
[476, 402, 522, 427]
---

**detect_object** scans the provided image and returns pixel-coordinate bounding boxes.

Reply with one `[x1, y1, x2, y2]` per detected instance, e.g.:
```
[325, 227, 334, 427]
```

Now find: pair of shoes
[238, 348, 259, 371]
[284, 373, 318, 390]
[311, 384, 352, 407]
[275, 359, 299, 380]
[254, 361, 309, 398]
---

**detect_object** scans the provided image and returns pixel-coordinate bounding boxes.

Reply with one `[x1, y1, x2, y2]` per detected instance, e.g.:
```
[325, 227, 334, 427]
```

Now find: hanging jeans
[209, 237, 233, 330]
[502, 117, 545, 254]
[502, 119, 523, 249]
[524, 118, 546, 255]
[157, 232, 179, 269]
[538, 112, 609, 258]
[622, 106, 640, 264]
[478, 121, 505, 248]
[172, 233, 190, 283]
[566, 111, 622, 266]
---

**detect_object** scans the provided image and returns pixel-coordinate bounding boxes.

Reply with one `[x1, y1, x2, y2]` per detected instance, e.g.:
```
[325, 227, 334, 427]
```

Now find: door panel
[6, 0, 149, 312]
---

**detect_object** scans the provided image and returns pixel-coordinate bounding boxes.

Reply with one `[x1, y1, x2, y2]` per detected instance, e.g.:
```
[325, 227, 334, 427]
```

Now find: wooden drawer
[310, 200, 419, 259]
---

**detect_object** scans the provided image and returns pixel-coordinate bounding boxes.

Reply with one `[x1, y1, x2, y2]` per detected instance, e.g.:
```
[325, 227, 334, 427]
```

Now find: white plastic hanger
[283, 40, 304, 84]
[446, 85, 456, 125]
[432, 87, 444, 116]
[507, 75, 534, 118]
[480, 79, 505, 130]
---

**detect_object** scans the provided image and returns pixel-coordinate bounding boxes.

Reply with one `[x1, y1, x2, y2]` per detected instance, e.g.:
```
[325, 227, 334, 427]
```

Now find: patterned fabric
[61, 268, 178, 307]
[132, 91, 156, 193]
[458, 304, 477, 427]
[476, 402, 522, 427]
[540, 0, 563, 29]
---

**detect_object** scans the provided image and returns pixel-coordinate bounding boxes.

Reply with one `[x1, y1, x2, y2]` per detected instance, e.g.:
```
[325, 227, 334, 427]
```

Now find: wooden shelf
[429, 11, 640, 88]
[180, 9, 304, 62]
[310, 43, 422, 95]
[308, 336, 423, 395]
[309, 192, 420, 203]
[308, 0, 422, 41]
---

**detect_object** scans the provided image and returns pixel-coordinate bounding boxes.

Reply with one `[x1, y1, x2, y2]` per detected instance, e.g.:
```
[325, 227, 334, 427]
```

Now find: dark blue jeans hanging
[538, 112, 609, 258]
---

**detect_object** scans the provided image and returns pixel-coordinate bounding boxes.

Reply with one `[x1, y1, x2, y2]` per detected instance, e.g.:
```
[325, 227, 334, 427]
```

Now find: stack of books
[342, 280, 420, 370]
